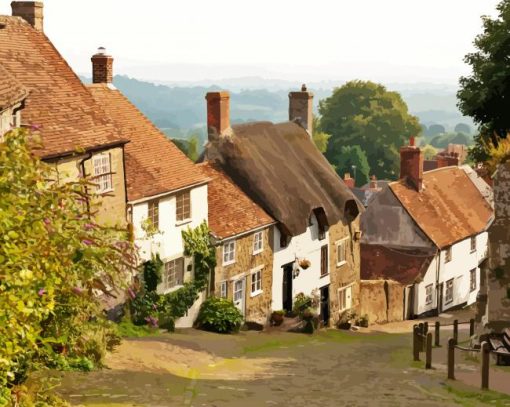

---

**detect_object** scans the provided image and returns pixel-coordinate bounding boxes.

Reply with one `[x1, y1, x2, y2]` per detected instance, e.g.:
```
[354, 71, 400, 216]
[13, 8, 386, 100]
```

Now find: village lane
[56, 328, 510, 407]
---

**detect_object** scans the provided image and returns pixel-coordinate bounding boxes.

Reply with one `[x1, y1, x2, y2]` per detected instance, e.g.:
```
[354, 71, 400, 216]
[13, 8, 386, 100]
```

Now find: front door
[233, 277, 245, 316]
[320, 285, 330, 326]
[282, 264, 293, 313]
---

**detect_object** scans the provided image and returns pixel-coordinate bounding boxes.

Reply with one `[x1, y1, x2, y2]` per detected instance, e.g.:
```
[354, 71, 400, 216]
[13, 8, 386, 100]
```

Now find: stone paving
[56, 327, 510, 407]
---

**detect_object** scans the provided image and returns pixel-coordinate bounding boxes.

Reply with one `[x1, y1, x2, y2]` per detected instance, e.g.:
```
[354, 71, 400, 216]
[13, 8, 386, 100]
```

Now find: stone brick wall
[359, 280, 404, 324]
[53, 146, 127, 227]
[328, 216, 361, 325]
[213, 227, 273, 325]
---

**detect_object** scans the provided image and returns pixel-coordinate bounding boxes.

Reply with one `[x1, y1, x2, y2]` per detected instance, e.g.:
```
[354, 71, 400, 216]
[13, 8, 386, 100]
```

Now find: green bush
[196, 297, 243, 334]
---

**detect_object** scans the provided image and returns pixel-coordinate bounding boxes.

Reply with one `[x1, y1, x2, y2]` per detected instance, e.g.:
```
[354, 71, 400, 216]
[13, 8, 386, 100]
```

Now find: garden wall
[360, 280, 404, 324]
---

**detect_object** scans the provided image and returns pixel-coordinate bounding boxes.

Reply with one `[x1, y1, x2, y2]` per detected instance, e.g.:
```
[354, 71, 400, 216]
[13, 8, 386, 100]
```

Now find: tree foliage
[0, 129, 137, 405]
[421, 144, 439, 160]
[430, 132, 472, 149]
[312, 116, 331, 153]
[454, 123, 471, 134]
[426, 124, 446, 137]
[320, 80, 421, 180]
[330, 145, 370, 186]
[458, 0, 510, 159]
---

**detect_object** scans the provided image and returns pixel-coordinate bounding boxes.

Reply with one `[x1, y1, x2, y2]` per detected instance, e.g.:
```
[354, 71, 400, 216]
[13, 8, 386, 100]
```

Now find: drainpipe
[78, 152, 93, 218]
[435, 249, 441, 316]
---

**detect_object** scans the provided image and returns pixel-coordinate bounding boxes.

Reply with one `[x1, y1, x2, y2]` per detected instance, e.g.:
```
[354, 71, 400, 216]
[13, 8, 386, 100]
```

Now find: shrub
[292, 291, 319, 318]
[196, 297, 243, 334]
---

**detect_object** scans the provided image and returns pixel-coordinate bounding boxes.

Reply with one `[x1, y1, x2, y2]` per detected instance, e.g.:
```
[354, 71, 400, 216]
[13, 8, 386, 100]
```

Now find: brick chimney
[436, 152, 459, 168]
[91, 47, 114, 84]
[205, 91, 230, 137]
[11, 1, 43, 31]
[289, 84, 313, 137]
[343, 173, 355, 188]
[400, 136, 423, 191]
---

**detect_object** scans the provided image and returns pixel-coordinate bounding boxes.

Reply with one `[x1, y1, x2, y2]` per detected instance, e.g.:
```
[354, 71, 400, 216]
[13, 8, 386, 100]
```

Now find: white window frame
[223, 240, 236, 266]
[162, 257, 185, 290]
[425, 284, 433, 305]
[470, 268, 477, 292]
[92, 153, 113, 194]
[336, 238, 348, 267]
[445, 278, 454, 304]
[233, 279, 244, 302]
[250, 266, 263, 297]
[219, 281, 228, 298]
[252, 231, 263, 255]
[337, 284, 353, 312]
[175, 190, 192, 223]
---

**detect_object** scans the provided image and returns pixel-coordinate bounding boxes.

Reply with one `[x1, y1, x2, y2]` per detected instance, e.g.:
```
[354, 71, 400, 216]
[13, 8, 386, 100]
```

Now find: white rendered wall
[271, 214, 330, 312]
[415, 256, 439, 316]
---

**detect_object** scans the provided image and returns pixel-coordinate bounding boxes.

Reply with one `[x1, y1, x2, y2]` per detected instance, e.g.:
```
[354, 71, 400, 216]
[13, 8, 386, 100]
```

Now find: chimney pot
[91, 47, 114, 84]
[343, 173, 355, 188]
[206, 91, 230, 137]
[409, 136, 415, 147]
[289, 85, 314, 138]
[11, 1, 43, 31]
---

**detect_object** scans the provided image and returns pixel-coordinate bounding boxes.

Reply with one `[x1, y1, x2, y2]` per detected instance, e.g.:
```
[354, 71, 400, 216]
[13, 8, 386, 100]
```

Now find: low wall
[360, 280, 404, 325]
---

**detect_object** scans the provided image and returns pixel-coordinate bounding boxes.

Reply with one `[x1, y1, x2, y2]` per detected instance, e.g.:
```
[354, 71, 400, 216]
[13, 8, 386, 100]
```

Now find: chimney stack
[343, 173, 355, 189]
[369, 175, 378, 190]
[11, 1, 43, 31]
[205, 91, 230, 138]
[400, 137, 423, 191]
[289, 84, 313, 137]
[91, 47, 114, 84]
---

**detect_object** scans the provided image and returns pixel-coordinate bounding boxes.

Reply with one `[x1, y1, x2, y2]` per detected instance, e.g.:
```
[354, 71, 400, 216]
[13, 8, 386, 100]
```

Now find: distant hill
[81, 75, 474, 146]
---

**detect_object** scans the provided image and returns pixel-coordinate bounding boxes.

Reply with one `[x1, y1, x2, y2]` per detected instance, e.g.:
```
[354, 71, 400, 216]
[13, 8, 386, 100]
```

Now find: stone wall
[328, 216, 361, 325]
[359, 280, 404, 325]
[213, 227, 273, 325]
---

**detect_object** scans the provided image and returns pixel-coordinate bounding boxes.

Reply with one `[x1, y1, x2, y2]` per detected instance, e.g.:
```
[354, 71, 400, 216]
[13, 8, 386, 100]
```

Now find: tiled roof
[389, 166, 493, 249]
[0, 64, 27, 110]
[88, 84, 209, 202]
[197, 162, 274, 240]
[0, 16, 126, 157]
[361, 243, 436, 285]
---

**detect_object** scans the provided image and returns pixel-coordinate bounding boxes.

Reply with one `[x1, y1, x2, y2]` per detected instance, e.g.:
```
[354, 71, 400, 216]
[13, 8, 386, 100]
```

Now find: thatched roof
[203, 121, 362, 236]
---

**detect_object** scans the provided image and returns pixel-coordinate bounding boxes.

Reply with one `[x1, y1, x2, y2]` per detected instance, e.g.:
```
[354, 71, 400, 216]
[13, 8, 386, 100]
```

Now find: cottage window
[338, 285, 352, 311]
[470, 236, 476, 253]
[219, 281, 228, 298]
[176, 190, 191, 221]
[92, 153, 113, 193]
[445, 278, 454, 304]
[251, 268, 262, 296]
[162, 257, 184, 289]
[223, 240, 236, 265]
[445, 246, 452, 263]
[234, 279, 244, 302]
[470, 268, 477, 292]
[253, 231, 263, 255]
[336, 239, 348, 266]
[425, 284, 433, 305]
[320, 245, 328, 277]
[147, 199, 159, 230]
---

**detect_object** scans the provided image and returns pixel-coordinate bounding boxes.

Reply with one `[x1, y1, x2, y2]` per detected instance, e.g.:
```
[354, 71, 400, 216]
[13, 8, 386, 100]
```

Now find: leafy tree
[320, 81, 421, 180]
[421, 144, 439, 160]
[458, 0, 510, 159]
[426, 124, 446, 137]
[454, 123, 471, 134]
[172, 134, 200, 162]
[0, 129, 137, 404]
[430, 132, 471, 149]
[329, 145, 370, 186]
[312, 116, 331, 153]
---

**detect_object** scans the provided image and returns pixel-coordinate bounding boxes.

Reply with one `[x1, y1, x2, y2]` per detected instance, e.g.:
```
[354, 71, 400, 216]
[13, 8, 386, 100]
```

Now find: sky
[0, 0, 502, 84]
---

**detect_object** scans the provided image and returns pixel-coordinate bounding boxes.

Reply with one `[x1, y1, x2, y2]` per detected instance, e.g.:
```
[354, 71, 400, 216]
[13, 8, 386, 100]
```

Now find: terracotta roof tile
[87, 84, 209, 201]
[0, 16, 125, 157]
[197, 162, 274, 240]
[389, 167, 493, 248]
[0, 64, 27, 109]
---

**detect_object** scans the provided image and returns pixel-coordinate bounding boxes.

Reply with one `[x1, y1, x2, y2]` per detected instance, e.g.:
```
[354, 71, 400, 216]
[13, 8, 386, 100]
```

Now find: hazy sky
[0, 0, 501, 83]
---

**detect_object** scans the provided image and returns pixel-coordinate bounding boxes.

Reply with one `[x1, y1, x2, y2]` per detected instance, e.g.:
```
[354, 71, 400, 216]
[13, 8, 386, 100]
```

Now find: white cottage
[361, 139, 493, 318]
[87, 53, 209, 327]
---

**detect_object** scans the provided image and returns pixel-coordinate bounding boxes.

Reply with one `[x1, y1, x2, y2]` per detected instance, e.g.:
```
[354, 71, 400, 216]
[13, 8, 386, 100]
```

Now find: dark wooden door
[282, 264, 293, 313]
[438, 283, 444, 314]
[320, 285, 330, 326]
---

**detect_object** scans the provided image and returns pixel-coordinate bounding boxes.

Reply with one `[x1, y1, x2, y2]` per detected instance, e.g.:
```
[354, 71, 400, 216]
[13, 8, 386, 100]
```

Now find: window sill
[223, 260, 235, 267]
[175, 219, 192, 227]
[252, 250, 263, 256]
[159, 284, 184, 295]
[320, 273, 329, 279]
[96, 188, 114, 196]
[250, 289, 263, 298]
[336, 261, 347, 267]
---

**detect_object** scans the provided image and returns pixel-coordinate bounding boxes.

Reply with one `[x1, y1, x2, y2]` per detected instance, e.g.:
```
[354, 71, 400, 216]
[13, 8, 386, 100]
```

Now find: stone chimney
[91, 47, 114, 84]
[11, 1, 43, 31]
[343, 173, 355, 188]
[369, 175, 378, 190]
[436, 152, 459, 168]
[289, 84, 313, 137]
[205, 91, 230, 137]
[400, 136, 423, 191]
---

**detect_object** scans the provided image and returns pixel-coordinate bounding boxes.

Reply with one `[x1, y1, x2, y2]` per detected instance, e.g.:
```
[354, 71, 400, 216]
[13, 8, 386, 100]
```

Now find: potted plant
[270, 310, 285, 326]
[357, 314, 369, 328]
[298, 258, 311, 270]
[337, 310, 355, 330]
